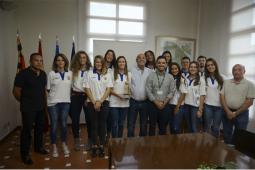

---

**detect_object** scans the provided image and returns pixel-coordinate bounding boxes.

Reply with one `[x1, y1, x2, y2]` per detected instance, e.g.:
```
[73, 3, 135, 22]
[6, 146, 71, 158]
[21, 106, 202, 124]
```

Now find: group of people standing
[13, 49, 255, 165]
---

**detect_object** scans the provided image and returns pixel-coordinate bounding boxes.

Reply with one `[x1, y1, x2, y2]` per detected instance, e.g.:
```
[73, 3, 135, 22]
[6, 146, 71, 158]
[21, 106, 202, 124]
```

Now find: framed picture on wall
[156, 36, 196, 64]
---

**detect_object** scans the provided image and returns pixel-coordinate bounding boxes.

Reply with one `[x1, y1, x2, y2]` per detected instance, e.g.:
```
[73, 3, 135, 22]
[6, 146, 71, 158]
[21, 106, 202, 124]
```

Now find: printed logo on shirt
[53, 75, 61, 80]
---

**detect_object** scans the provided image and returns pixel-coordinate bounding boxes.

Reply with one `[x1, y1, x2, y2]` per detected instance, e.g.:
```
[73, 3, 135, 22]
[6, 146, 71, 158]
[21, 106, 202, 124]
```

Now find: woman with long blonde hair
[84, 55, 113, 158]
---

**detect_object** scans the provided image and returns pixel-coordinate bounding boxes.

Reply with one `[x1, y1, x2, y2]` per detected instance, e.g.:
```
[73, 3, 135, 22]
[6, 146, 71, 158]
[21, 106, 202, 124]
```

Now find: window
[229, 0, 255, 120]
[87, 1, 146, 57]
[88, 1, 145, 36]
[229, 0, 255, 77]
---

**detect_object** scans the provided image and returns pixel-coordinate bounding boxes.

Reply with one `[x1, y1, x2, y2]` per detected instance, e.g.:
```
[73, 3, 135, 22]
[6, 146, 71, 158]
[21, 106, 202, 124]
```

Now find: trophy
[123, 81, 131, 99]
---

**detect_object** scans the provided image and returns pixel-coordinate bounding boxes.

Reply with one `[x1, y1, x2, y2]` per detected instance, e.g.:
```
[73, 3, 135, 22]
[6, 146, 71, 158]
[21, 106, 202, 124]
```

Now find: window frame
[87, 0, 146, 38]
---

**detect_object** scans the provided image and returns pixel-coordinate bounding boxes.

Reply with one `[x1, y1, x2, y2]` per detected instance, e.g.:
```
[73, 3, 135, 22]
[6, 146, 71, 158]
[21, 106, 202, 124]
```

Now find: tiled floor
[0, 126, 109, 169]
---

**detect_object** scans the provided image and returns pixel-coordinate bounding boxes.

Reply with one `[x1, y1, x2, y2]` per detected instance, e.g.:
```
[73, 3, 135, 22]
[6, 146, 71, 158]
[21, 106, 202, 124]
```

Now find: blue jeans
[169, 104, 185, 134]
[150, 103, 171, 135]
[223, 109, 249, 144]
[111, 107, 128, 138]
[183, 104, 199, 133]
[204, 104, 223, 138]
[48, 103, 70, 144]
[127, 98, 149, 137]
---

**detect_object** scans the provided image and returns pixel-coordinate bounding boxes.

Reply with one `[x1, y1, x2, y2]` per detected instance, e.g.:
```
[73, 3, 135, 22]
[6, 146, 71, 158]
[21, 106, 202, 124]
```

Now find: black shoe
[35, 148, 49, 155]
[91, 147, 97, 158]
[98, 147, 105, 158]
[21, 155, 33, 165]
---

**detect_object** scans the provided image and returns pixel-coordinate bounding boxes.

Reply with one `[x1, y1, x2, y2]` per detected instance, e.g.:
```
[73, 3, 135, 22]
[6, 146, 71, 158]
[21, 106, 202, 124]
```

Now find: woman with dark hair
[47, 53, 72, 157]
[204, 58, 224, 138]
[168, 62, 185, 134]
[162, 50, 172, 73]
[144, 50, 156, 70]
[179, 61, 206, 133]
[110, 56, 131, 138]
[104, 49, 116, 139]
[70, 51, 92, 151]
[84, 55, 113, 158]
[104, 49, 116, 70]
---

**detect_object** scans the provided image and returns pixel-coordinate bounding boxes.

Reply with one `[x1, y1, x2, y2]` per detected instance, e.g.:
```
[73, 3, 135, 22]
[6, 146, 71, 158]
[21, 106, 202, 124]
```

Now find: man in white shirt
[197, 55, 206, 77]
[220, 64, 255, 144]
[128, 53, 152, 137]
[181, 56, 190, 79]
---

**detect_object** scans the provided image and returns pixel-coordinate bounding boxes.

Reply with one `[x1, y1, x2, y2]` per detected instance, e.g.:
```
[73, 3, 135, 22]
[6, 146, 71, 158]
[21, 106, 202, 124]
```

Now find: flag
[55, 36, 60, 56]
[38, 33, 42, 56]
[71, 36, 75, 61]
[16, 32, 26, 73]
[38, 33, 49, 132]
[38, 33, 45, 70]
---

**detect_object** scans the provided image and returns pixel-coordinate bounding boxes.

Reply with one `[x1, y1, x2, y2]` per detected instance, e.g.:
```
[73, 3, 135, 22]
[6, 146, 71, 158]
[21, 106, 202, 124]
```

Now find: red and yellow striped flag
[16, 32, 26, 73]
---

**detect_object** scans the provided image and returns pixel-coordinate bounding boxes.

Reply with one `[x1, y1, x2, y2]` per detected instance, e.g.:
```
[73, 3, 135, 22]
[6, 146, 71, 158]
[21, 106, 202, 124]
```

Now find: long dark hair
[188, 61, 200, 86]
[104, 49, 116, 69]
[205, 58, 223, 90]
[144, 50, 156, 69]
[114, 56, 128, 81]
[169, 62, 181, 90]
[52, 53, 69, 72]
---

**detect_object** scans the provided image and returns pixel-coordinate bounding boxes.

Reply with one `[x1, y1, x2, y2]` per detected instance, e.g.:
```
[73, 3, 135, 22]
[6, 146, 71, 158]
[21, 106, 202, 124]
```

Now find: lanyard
[210, 77, 215, 85]
[93, 68, 101, 80]
[119, 73, 124, 81]
[81, 70, 85, 77]
[156, 72, 165, 89]
[188, 78, 193, 86]
[59, 72, 65, 80]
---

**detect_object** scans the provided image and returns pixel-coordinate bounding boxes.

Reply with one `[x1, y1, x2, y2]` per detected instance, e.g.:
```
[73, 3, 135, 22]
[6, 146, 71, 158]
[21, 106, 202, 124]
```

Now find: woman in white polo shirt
[169, 62, 185, 134]
[70, 51, 92, 151]
[47, 53, 72, 157]
[180, 61, 206, 133]
[110, 56, 131, 138]
[204, 58, 224, 138]
[104, 49, 116, 139]
[84, 55, 113, 158]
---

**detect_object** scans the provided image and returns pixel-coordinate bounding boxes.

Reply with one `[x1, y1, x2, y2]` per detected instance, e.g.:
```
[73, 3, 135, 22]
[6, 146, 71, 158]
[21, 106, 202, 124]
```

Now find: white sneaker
[62, 143, 70, 155]
[52, 147, 59, 158]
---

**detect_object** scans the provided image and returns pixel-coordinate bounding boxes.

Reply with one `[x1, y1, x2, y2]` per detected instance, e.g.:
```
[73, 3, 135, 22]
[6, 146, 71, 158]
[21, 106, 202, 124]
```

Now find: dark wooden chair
[232, 128, 255, 159]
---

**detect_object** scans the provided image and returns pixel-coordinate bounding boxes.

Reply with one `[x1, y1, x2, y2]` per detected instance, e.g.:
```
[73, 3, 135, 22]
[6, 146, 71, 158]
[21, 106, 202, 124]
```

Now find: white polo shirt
[109, 72, 131, 107]
[181, 77, 206, 107]
[72, 70, 87, 92]
[47, 70, 72, 106]
[204, 77, 222, 107]
[169, 78, 185, 105]
[84, 69, 113, 101]
[130, 66, 152, 101]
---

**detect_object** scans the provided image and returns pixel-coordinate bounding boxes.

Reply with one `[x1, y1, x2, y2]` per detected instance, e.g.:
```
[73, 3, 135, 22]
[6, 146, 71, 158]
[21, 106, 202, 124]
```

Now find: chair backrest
[232, 128, 255, 159]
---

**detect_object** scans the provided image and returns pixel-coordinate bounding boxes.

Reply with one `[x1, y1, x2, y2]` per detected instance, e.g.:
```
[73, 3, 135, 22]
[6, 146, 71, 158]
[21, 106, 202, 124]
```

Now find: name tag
[157, 90, 163, 95]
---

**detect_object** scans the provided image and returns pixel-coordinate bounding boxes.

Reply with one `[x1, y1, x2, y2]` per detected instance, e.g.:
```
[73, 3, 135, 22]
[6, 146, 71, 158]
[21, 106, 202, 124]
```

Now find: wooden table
[109, 133, 255, 169]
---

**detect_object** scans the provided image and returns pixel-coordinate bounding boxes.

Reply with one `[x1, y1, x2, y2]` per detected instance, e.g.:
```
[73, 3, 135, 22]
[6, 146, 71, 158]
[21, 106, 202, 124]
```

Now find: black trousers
[20, 110, 45, 157]
[70, 94, 91, 139]
[87, 101, 109, 146]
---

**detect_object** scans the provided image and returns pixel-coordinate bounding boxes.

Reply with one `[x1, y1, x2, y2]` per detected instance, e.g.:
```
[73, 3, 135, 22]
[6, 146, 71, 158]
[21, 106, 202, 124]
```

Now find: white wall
[0, 8, 19, 140]
[198, 0, 232, 74]
[145, 0, 199, 54]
